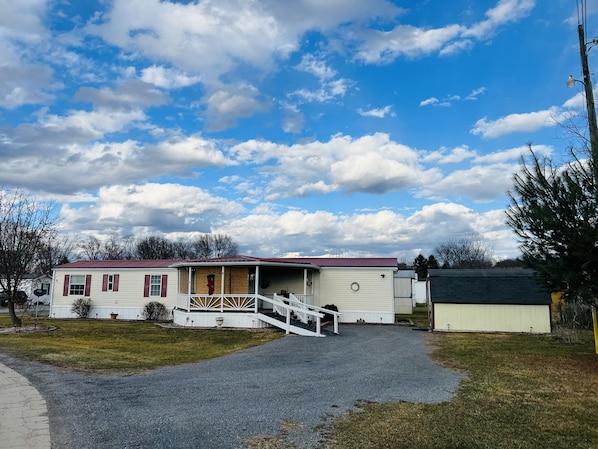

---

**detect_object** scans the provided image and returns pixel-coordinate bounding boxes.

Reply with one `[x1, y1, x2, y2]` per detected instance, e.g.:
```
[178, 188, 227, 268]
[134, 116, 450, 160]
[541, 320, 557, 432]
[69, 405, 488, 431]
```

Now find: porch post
[254, 266, 260, 313]
[220, 265, 225, 312]
[187, 267, 192, 311]
[303, 269, 307, 295]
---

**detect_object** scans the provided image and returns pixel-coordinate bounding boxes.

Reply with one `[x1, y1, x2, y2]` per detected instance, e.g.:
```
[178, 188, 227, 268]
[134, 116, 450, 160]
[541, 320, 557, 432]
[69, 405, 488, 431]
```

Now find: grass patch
[0, 316, 282, 373]
[396, 304, 429, 328]
[331, 331, 598, 449]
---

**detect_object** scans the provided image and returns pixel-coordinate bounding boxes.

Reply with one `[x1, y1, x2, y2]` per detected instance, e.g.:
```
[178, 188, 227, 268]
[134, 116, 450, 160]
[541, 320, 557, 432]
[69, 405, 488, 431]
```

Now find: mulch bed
[0, 325, 57, 334]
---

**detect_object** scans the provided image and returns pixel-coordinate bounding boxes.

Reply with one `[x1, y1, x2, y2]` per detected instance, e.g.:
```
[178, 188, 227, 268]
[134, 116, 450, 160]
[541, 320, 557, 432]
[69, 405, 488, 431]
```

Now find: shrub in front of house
[322, 304, 339, 322]
[71, 298, 93, 318]
[142, 301, 169, 321]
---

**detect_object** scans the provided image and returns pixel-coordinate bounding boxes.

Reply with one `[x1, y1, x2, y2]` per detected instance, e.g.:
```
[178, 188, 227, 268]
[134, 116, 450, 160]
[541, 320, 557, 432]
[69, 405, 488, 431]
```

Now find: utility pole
[576, 23, 598, 184]
[575, 22, 598, 353]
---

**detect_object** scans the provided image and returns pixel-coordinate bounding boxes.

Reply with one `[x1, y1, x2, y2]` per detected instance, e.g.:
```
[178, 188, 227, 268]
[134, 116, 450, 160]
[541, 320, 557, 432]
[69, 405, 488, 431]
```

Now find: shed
[428, 269, 552, 334]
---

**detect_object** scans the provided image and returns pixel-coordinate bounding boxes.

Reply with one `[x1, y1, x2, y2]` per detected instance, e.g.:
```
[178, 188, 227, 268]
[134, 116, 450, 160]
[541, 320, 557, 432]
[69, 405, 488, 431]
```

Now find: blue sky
[1, 0, 596, 261]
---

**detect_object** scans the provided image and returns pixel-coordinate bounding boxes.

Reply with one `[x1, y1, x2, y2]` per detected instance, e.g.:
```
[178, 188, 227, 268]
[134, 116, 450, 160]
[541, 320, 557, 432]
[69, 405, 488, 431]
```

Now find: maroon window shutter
[102, 274, 108, 292]
[63, 275, 70, 296]
[160, 274, 168, 297]
[113, 274, 120, 292]
[84, 275, 92, 296]
[143, 275, 150, 297]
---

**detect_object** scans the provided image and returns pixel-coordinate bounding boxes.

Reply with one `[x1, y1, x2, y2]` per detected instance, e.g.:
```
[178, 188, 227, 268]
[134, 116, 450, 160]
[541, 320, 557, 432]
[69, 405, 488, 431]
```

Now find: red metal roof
[184, 255, 262, 264]
[263, 257, 398, 268]
[178, 256, 398, 268]
[55, 260, 183, 269]
[57, 256, 398, 270]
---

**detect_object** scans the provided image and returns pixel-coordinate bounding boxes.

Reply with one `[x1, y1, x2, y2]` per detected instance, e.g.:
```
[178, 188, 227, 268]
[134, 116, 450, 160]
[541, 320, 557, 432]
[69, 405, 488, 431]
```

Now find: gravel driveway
[1, 325, 462, 449]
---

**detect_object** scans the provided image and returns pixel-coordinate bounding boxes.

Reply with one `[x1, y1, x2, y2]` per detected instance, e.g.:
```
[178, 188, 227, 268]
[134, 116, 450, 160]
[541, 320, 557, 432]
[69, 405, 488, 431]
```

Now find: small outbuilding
[428, 268, 552, 334]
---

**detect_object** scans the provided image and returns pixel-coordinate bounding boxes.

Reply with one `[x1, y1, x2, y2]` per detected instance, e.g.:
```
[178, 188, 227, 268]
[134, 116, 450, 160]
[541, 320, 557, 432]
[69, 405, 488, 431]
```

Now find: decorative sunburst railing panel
[182, 294, 256, 311]
[190, 295, 221, 310]
[222, 295, 255, 310]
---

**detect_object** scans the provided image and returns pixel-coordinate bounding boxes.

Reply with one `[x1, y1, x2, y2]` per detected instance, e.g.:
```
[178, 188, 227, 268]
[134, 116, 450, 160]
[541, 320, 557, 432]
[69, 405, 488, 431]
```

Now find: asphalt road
[0, 325, 462, 449]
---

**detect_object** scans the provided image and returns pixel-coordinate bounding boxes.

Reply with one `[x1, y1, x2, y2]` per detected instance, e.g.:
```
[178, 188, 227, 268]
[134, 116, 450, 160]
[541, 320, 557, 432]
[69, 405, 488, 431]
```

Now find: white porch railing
[176, 292, 341, 335]
[177, 293, 256, 312]
[263, 294, 324, 336]
[273, 293, 341, 334]
[293, 294, 314, 305]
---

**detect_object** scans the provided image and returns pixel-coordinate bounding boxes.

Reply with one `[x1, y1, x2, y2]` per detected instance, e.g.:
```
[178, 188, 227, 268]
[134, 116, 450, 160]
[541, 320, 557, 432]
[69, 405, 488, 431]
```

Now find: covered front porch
[170, 257, 340, 336]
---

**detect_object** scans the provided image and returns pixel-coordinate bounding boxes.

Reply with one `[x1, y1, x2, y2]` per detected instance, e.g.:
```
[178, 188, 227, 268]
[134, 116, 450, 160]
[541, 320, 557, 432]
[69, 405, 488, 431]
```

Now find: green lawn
[396, 304, 429, 328]
[331, 330, 598, 449]
[0, 316, 282, 372]
[2, 313, 597, 448]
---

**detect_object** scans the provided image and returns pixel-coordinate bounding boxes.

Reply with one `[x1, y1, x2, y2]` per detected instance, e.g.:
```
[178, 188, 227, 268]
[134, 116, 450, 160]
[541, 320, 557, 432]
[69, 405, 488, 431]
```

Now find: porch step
[258, 312, 335, 337]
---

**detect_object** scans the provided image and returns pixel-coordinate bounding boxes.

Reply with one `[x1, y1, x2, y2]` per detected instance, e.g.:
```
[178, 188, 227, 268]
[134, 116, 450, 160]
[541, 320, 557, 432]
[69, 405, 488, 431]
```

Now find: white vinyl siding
[317, 268, 394, 312]
[51, 268, 178, 312]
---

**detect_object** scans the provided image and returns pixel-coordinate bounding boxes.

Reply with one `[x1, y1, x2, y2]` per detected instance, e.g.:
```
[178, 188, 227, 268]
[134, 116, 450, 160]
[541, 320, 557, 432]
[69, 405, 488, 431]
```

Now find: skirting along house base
[51, 256, 398, 336]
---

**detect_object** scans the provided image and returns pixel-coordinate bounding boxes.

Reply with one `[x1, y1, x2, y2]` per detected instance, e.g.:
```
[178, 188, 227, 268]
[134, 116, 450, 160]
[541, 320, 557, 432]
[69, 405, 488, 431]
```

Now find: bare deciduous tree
[135, 236, 177, 259]
[0, 189, 55, 327]
[75, 233, 239, 260]
[80, 236, 103, 260]
[103, 232, 135, 260]
[212, 233, 238, 257]
[192, 233, 238, 258]
[35, 234, 73, 275]
[434, 233, 493, 269]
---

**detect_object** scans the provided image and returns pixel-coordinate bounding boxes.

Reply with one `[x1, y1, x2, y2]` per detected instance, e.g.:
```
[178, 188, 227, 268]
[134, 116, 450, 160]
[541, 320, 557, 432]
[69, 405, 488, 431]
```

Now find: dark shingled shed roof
[428, 268, 552, 305]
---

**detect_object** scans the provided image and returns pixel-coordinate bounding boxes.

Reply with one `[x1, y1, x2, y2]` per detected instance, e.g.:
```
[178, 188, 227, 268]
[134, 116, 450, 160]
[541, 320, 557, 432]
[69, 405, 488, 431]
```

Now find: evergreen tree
[507, 149, 598, 306]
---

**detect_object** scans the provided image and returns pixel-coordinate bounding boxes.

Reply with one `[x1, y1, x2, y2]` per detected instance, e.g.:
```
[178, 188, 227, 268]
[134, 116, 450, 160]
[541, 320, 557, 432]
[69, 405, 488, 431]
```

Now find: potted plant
[110, 312, 118, 320]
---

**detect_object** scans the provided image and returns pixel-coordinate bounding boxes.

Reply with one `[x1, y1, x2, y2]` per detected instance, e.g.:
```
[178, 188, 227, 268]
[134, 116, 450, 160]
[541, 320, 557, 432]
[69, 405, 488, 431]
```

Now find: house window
[69, 275, 86, 296]
[102, 274, 120, 292]
[150, 275, 162, 296]
[144, 274, 167, 297]
[63, 274, 91, 296]
[41, 283, 51, 295]
[190, 270, 196, 294]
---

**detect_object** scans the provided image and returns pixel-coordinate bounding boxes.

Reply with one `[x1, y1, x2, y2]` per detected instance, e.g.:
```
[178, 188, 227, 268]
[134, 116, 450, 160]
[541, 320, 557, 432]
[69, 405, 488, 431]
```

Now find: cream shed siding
[433, 303, 551, 333]
[51, 267, 178, 320]
[317, 268, 395, 323]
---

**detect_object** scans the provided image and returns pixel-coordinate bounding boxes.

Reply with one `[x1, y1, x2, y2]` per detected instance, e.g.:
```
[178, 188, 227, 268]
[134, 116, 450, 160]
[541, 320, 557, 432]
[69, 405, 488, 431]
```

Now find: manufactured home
[51, 256, 398, 336]
[0, 274, 52, 306]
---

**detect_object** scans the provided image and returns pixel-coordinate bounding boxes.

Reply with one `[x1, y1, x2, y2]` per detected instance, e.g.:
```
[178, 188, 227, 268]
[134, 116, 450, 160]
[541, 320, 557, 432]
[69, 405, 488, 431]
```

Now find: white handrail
[285, 293, 308, 324]
[287, 293, 341, 334]
[176, 292, 340, 335]
[261, 294, 326, 336]
[267, 294, 324, 318]
[287, 293, 342, 316]
[268, 293, 340, 335]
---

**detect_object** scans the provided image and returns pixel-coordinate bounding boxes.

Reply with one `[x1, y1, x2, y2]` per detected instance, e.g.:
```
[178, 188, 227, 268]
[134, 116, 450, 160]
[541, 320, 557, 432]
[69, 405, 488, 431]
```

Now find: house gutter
[168, 260, 321, 270]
